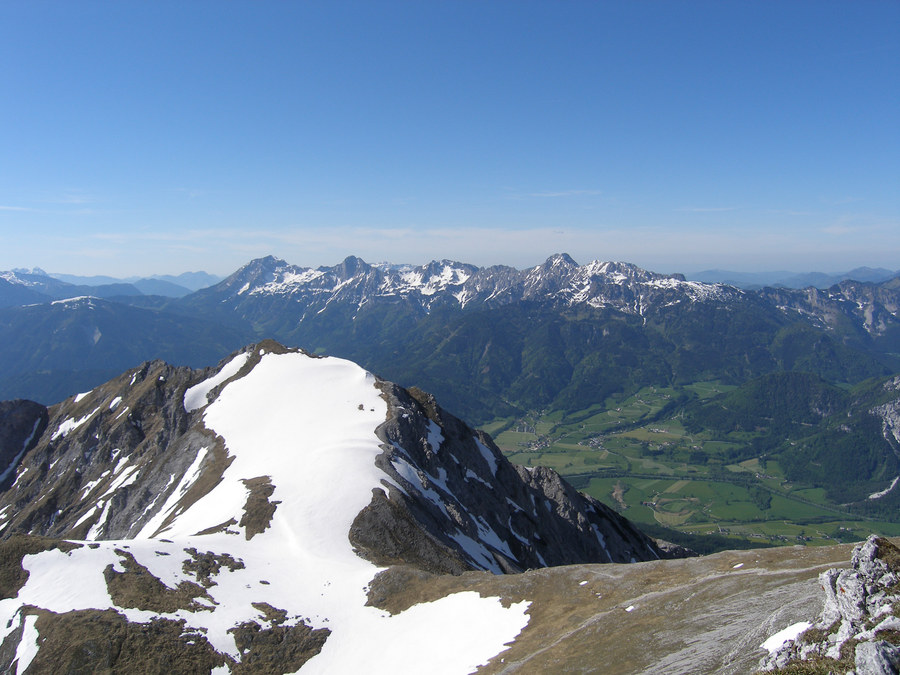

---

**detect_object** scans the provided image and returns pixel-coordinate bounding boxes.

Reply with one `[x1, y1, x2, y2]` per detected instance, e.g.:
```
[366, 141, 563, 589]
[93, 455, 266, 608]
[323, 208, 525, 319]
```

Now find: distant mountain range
[687, 266, 899, 289]
[2, 253, 899, 419]
[2, 259, 899, 672]
[2, 268, 222, 303]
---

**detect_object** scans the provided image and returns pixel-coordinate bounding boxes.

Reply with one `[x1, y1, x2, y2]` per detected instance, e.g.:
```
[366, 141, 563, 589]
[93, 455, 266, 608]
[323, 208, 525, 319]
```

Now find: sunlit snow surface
[760, 621, 812, 654]
[183, 351, 250, 412]
[0, 350, 530, 673]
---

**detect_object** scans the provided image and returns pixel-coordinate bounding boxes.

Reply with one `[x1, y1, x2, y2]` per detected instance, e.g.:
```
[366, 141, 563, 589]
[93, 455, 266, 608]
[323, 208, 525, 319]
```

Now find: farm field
[489, 383, 900, 551]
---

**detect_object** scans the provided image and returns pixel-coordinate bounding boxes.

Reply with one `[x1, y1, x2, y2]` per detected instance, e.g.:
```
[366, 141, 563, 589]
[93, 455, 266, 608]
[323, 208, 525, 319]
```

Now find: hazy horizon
[2, 2, 897, 278]
[10, 251, 899, 285]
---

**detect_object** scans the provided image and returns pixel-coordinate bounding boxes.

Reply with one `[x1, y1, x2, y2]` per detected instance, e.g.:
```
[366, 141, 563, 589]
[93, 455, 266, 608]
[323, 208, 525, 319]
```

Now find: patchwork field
[490, 383, 900, 551]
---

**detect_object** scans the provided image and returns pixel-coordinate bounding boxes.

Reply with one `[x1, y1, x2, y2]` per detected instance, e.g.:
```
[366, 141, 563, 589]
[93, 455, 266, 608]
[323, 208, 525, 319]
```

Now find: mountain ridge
[0, 341, 666, 672]
[3, 253, 900, 426]
[0, 340, 661, 569]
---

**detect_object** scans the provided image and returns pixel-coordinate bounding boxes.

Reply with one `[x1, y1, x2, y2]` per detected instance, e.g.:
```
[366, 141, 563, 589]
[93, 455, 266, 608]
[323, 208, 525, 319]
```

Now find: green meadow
[490, 383, 900, 551]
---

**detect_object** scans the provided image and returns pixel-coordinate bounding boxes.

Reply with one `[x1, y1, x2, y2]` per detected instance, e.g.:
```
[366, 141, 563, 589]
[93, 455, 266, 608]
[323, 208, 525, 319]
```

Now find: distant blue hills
[687, 266, 899, 289]
[49, 270, 222, 295]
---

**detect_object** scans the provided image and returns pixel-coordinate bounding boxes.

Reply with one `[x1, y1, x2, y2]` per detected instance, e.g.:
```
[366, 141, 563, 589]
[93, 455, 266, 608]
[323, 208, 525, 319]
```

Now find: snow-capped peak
[0, 345, 538, 672]
[204, 253, 737, 321]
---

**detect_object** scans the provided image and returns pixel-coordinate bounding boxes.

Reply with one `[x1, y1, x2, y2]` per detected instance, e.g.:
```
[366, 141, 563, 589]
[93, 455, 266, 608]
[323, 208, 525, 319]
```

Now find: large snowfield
[0, 349, 530, 674]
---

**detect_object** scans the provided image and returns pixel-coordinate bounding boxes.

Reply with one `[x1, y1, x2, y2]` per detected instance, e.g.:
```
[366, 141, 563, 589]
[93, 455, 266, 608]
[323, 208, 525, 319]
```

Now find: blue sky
[1, 1, 898, 277]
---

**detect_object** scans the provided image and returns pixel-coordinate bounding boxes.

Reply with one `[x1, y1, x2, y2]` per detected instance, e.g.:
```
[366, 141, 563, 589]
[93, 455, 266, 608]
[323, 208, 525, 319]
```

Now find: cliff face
[356, 382, 660, 574]
[0, 400, 46, 489]
[0, 341, 662, 674]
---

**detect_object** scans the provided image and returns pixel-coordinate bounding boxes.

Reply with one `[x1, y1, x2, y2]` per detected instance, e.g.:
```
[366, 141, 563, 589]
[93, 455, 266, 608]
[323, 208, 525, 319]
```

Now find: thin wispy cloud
[50, 191, 95, 205]
[174, 188, 206, 199]
[21, 219, 900, 278]
[823, 224, 858, 236]
[767, 209, 815, 217]
[827, 196, 864, 206]
[0, 205, 33, 212]
[674, 206, 741, 213]
[525, 190, 605, 198]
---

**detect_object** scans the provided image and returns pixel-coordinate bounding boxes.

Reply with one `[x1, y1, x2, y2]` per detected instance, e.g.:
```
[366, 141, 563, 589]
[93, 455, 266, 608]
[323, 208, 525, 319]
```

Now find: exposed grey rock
[654, 538, 700, 559]
[760, 535, 900, 672]
[855, 641, 900, 675]
[821, 567, 867, 625]
[354, 381, 662, 573]
[0, 358, 222, 540]
[873, 395, 900, 460]
[190, 253, 740, 322]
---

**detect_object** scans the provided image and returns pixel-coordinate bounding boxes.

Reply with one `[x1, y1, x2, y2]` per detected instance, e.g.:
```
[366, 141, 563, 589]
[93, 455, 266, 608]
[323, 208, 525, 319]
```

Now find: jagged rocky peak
[197, 253, 739, 318]
[223, 254, 294, 293]
[356, 382, 660, 573]
[414, 259, 477, 285]
[521, 253, 579, 289]
[543, 252, 579, 270]
[334, 254, 371, 279]
[0, 341, 664, 672]
[0, 357, 212, 540]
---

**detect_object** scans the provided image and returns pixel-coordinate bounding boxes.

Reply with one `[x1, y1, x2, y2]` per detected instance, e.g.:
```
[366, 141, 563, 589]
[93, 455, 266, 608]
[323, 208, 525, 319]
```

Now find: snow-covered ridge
[49, 295, 99, 308]
[218, 253, 738, 318]
[0, 345, 535, 673]
[0, 341, 667, 671]
[0, 271, 39, 287]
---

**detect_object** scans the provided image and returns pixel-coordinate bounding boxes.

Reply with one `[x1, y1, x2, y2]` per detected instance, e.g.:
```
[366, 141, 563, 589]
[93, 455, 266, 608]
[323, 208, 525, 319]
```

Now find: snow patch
[79, 470, 111, 499]
[465, 468, 492, 488]
[13, 613, 40, 674]
[136, 447, 209, 538]
[761, 622, 811, 654]
[73, 504, 100, 529]
[390, 455, 452, 521]
[448, 530, 503, 573]
[475, 438, 498, 476]
[426, 420, 444, 453]
[51, 412, 94, 441]
[183, 352, 251, 412]
[868, 476, 900, 500]
[591, 524, 613, 563]
[85, 500, 112, 540]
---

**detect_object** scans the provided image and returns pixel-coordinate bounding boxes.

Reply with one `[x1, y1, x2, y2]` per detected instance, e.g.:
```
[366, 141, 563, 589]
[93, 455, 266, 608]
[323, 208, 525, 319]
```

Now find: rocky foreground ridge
[0, 341, 662, 673]
[761, 535, 900, 674]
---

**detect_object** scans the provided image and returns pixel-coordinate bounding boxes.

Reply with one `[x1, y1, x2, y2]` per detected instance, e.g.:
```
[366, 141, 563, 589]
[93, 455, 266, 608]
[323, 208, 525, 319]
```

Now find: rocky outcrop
[355, 383, 661, 574]
[760, 535, 900, 673]
[0, 358, 221, 540]
[874, 376, 900, 454]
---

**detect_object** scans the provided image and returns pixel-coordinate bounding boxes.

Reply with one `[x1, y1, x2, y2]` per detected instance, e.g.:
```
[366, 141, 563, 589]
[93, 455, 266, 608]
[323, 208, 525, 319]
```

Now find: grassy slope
[371, 540, 866, 674]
